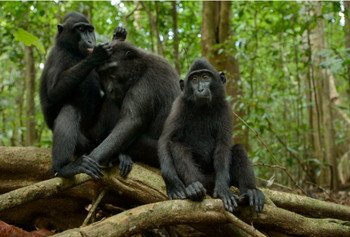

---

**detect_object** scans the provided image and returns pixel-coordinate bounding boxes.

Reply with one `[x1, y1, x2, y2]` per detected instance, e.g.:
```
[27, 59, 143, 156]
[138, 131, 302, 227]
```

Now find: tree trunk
[305, 2, 338, 188]
[344, 1, 350, 97]
[141, 1, 164, 55]
[172, 1, 181, 74]
[81, 2, 93, 21]
[132, 1, 142, 30]
[154, 1, 163, 56]
[24, 46, 37, 146]
[53, 200, 266, 237]
[201, 1, 247, 146]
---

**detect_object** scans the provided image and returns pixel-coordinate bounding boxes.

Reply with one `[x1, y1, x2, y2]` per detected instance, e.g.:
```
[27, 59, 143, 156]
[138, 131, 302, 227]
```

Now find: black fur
[112, 26, 127, 41]
[39, 12, 112, 178]
[85, 40, 181, 169]
[179, 79, 184, 90]
[158, 58, 264, 213]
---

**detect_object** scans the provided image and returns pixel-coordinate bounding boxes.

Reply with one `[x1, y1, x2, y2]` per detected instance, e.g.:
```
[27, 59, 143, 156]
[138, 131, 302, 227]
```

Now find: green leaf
[13, 28, 45, 54]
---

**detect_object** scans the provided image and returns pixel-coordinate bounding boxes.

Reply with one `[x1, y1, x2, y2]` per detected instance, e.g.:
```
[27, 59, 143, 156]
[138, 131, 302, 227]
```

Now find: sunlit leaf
[13, 28, 45, 54]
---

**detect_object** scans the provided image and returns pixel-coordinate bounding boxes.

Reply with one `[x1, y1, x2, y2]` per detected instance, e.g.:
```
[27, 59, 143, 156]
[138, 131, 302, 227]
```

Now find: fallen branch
[0, 146, 52, 193]
[247, 202, 350, 237]
[51, 198, 350, 237]
[103, 164, 350, 236]
[0, 174, 91, 212]
[263, 188, 350, 221]
[52, 199, 265, 237]
[103, 163, 167, 203]
[224, 212, 266, 237]
[81, 189, 107, 226]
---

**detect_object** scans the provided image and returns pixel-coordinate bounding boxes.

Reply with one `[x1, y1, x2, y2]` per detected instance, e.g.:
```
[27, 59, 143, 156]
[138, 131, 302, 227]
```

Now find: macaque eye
[202, 74, 210, 81]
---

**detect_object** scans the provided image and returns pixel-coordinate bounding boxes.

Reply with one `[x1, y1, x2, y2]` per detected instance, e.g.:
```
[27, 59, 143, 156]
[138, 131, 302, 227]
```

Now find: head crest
[185, 58, 220, 81]
[62, 12, 89, 24]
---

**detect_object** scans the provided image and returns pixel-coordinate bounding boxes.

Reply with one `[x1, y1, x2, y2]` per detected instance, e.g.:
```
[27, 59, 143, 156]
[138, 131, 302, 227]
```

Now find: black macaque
[85, 40, 181, 174]
[87, 27, 134, 177]
[158, 58, 264, 213]
[40, 12, 113, 179]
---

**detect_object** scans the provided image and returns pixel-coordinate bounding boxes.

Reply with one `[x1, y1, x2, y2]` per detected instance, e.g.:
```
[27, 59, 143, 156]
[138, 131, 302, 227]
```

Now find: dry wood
[248, 203, 350, 237]
[53, 199, 265, 237]
[0, 174, 91, 212]
[81, 189, 107, 226]
[263, 188, 350, 221]
[51, 198, 350, 237]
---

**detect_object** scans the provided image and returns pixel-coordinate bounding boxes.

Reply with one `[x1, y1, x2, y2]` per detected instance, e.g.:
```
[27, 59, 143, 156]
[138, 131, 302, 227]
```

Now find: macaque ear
[179, 79, 184, 90]
[219, 72, 226, 84]
[57, 24, 64, 34]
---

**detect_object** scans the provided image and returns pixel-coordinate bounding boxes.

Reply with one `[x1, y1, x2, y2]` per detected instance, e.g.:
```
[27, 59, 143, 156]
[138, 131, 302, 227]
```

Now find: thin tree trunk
[201, 1, 247, 146]
[344, 1, 350, 97]
[131, 1, 142, 30]
[81, 2, 93, 21]
[172, 1, 181, 74]
[141, 1, 164, 55]
[304, 28, 320, 184]
[246, 8, 259, 149]
[154, 1, 164, 56]
[0, 84, 4, 145]
[24, 46, 37, 146]
[13, 68, 26, 146]
[293, 20, 307, 182]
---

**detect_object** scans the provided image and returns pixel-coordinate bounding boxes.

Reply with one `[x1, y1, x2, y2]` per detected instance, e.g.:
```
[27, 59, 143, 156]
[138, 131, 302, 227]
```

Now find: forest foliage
[0, 1, 349, 194]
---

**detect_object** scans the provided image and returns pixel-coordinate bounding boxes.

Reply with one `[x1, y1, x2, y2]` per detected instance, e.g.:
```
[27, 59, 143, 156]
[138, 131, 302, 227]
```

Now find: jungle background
[0, 1, 350, 236]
